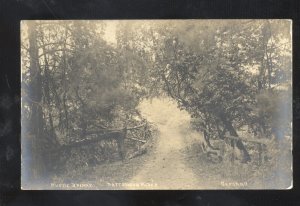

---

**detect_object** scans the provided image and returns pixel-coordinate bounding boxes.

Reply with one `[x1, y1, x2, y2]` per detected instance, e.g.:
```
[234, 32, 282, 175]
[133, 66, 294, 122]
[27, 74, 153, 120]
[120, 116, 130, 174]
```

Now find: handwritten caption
[50, 183, 94, 189]
[221, 181, 248, 187]
[106, 182, 158, 188]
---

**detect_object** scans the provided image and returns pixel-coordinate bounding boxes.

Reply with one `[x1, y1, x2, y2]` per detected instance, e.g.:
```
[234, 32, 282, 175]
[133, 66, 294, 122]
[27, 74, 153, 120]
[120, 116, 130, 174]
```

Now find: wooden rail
[224, 135, 268, 165]
[48, 122, 149, 159]
[224, 135, 268, 145]
[83, 123, 147, 135]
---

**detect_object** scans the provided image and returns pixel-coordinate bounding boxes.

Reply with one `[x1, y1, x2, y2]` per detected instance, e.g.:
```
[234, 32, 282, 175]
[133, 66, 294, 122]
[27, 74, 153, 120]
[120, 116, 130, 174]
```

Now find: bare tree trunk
[28, 21, 45, 180]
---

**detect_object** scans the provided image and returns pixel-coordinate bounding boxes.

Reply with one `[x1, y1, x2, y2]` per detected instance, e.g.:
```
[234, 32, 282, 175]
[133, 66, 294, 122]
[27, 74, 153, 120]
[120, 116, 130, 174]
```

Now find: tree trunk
[28, 21, 45, 180]
[42, 46, 60, 148]
[222, 117, 251, 163]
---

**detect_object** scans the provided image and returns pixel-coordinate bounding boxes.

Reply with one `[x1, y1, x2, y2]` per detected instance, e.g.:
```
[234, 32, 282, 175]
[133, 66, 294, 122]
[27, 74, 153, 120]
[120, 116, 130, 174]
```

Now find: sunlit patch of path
[125, 97, 204, 189]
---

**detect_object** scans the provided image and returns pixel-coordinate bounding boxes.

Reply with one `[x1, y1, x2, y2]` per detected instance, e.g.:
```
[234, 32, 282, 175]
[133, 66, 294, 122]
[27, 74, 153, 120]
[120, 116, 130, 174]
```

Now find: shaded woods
[21, 20, 292, 189]
[22, 21, 151, 185]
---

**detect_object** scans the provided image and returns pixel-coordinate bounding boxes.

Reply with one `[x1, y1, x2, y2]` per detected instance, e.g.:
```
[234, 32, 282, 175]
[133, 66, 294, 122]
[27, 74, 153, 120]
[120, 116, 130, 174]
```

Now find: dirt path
[125, 98, 203, 189]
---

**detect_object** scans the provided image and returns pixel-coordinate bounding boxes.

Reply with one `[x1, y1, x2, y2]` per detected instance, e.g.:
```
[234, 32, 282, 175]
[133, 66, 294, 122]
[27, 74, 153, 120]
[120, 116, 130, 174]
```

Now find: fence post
[231, 139, 235, 164]
[117, 129, 126, 160]
[258, 143, 262, 166]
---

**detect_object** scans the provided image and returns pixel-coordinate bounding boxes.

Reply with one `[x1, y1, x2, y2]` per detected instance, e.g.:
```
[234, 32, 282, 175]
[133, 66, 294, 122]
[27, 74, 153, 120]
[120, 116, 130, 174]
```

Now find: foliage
[125, 20, 291, 162]
[21, 20, 292, 182]
[21, 21, 152, 179]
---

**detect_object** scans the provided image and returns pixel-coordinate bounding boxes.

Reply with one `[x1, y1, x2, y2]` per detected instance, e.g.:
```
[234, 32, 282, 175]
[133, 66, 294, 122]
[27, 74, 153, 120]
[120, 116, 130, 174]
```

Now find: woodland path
[125, 97, 204, 189]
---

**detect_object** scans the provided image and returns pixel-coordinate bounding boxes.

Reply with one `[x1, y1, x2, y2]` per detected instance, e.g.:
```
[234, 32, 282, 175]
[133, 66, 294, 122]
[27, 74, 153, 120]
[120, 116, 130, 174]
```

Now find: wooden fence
[224, 135, 268, 165]
[49, 122, 149, 160]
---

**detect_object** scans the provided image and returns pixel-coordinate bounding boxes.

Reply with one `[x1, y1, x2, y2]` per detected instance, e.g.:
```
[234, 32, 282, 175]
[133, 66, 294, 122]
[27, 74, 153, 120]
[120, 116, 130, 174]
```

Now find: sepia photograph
[21, 20, 292, 190]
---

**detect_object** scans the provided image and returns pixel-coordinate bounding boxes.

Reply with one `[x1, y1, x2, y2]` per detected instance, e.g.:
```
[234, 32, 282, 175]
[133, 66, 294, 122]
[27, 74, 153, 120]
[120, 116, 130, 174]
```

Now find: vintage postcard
[21, 20, 292, 190]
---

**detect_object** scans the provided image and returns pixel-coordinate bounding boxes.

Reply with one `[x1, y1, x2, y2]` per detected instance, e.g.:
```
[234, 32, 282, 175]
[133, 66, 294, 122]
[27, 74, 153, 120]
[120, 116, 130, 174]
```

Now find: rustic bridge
[48, 122, 150, 161]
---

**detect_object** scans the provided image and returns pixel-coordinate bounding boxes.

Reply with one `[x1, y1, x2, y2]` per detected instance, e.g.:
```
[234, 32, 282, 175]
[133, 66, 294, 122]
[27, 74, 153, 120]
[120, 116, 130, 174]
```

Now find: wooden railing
[224, 135, 268, 165]
[50, 122, 150, 160]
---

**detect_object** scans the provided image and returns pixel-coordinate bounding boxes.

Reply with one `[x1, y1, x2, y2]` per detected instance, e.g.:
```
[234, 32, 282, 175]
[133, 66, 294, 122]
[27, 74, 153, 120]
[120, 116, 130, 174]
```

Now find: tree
[26, 21, 46, 179]
[125, 20, 291, 163]
[22, 21, 152, 179]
